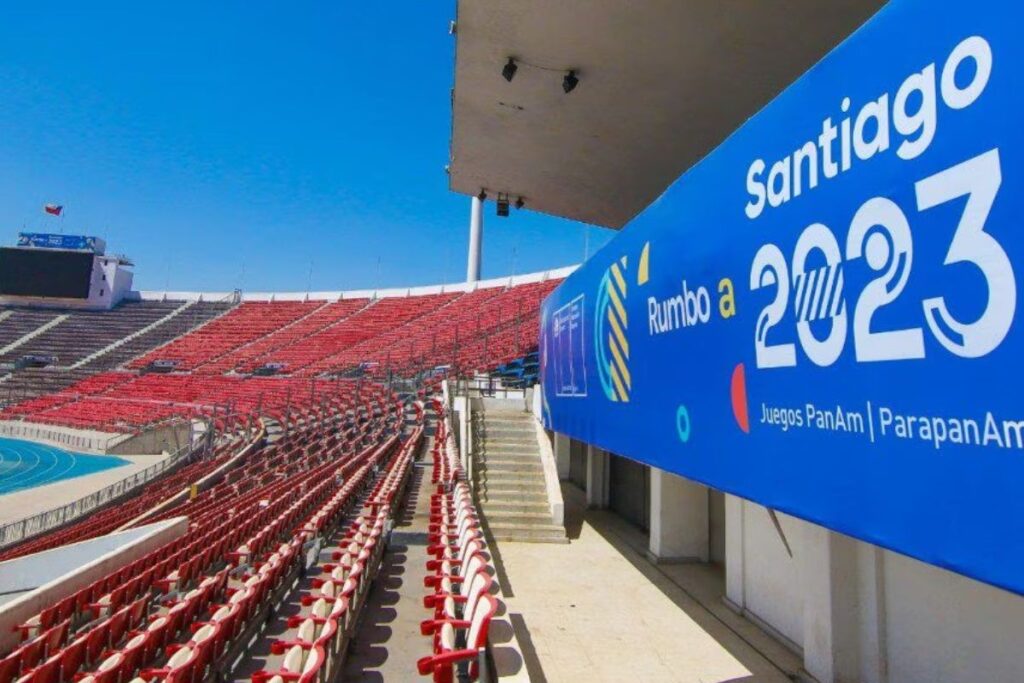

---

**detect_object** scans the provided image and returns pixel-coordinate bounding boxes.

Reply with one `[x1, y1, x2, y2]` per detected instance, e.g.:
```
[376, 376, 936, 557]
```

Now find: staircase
[473, 405, 566, 543]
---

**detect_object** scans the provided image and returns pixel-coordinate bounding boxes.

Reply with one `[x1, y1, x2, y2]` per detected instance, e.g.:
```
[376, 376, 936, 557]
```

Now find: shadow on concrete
[508, 612, 547, 682]
[560, 483, 801, 682]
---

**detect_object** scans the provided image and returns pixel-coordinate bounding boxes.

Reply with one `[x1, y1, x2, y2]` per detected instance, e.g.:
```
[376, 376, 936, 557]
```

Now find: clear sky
[0, 3, 613, 292]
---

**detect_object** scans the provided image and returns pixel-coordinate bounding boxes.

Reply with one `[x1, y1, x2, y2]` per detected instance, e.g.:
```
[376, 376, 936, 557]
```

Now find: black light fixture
[496, 193, 510, 217]
[477, 189, 487, 201]
[514, 197, 525, 210]
[562, 69, 579, 94]
[502, 57, 518, 82]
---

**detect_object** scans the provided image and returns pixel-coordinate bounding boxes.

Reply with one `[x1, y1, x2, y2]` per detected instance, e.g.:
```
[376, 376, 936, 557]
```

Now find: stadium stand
[0, 301, 234, 403]
[0, 310, 63, 352]
[206, 299, 368, 374]
[129, 301, 321, 373]
[0, 302, 181, 367]
[346, 279, 559, 377]
[0, 273, 561, 683]
[80, 300, 235, 371]
[0, 278, 561, 435]
[0, 383, 408, 683]
[263, 293, 461, 375]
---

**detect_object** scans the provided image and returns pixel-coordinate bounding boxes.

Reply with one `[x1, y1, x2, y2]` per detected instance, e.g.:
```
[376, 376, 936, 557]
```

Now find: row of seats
[1, 381, 396, 562]
[251, 405, 424, 683]
[0, 393, 403, 683]
[305, 280, 559, 379]
[0, 302, 185, 368]
[207, 299, 368, 375]
[1, 373, 366, 433]
[260, 294, 460, 375]
[128, 302, 321, 372]
[0, 303, 233, 405]
[418, 401, 500, 682]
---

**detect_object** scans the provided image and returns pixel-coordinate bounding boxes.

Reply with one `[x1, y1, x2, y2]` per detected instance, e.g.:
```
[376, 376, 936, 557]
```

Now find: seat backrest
[166, 645, 194, 668]
[300, 646, 323, 677]
[296, 619, 316, 643]
[310, 598, 329, 620]
[464, 572, 494, 620]
[466, 594, 498, 650]
[281, 645, 305, 673]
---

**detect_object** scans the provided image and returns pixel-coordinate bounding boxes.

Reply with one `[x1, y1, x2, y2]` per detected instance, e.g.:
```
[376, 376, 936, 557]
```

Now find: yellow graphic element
[606, 259, 630, 402]
[718, 277, 737, 318]
[638, 242, 650, 285]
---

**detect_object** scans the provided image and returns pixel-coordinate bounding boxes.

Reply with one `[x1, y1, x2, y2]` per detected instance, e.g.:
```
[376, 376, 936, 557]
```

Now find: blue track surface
[0, 437, 130, 495]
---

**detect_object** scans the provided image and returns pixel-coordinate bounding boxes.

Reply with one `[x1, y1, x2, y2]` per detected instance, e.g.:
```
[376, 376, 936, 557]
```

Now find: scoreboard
[0, 248, 94, 299]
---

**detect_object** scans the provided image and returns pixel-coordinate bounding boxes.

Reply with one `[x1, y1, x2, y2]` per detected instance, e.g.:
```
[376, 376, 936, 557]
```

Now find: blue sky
[0, 3, 612, 292]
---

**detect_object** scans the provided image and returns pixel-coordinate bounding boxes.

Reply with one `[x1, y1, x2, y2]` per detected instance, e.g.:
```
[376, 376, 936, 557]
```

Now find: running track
[0, 437, 129, 495]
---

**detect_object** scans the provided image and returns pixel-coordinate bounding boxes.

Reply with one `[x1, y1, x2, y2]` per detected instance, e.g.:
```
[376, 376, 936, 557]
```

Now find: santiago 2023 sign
[540, 0, 1024, 595]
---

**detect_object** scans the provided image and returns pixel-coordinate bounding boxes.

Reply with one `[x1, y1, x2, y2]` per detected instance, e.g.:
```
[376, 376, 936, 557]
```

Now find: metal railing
[0, 440, 196, 550]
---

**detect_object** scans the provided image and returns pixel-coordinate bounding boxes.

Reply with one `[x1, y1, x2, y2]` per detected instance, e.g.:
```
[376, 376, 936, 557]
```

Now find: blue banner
[17, 233, 102, 252]
[541, 0, 1024, 595]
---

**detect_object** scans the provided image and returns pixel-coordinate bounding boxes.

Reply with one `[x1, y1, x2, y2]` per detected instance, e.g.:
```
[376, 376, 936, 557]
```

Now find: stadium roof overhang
[448, 0, 886, 229]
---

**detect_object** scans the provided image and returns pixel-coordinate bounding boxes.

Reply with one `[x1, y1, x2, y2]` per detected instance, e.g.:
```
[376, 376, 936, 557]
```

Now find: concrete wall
[108, 421, 192, 455]
[0, 517, 186, 653]
[0, 420, 122, 454]
[724, 494, 1024, 683]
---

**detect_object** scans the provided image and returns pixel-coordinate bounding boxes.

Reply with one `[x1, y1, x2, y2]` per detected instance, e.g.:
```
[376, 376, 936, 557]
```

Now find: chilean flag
[44, 204, 63, 216]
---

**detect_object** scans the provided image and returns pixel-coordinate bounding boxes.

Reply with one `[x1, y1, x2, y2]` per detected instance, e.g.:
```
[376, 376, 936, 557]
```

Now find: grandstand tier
[0, 273, 563, 434]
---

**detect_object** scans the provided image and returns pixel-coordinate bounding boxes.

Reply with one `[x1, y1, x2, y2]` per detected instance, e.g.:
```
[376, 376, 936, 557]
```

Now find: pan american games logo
[595, 245, 649, 403]
[596, 256, 630, 402]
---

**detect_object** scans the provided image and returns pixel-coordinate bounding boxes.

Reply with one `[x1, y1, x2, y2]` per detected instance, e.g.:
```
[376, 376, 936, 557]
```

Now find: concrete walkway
[0, 453, 163, 524]
[491, 483, 801, 683]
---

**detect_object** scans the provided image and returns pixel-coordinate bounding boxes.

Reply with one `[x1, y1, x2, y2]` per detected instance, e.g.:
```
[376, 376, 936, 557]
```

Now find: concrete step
[479, 434, 535, 445]
[478, 488, 549, 502]
[478, 499, 551, 515]
[478, 439, 537, 451]
[482, 510, 555, 525]
[478, 468, 545, 481]
[477, 460, 543, 474]
[484, 521, 567, 544]
[476, 475, 547, 488]
[478, 489, 549, 502]
[479, 416, 533, 425]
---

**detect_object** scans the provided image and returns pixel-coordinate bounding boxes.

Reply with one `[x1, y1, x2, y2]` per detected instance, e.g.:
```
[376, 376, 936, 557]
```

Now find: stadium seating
[0, 392, 406, 683]
[89, 300, 235, 371]
[129, 302, 321, 372]
[262, 293, 460, 374]
[0, 267, 550, 680]
[0, 301, 234, 403]
[208, 299, 368, 374]
[0, 309, 63, 350]
[417, 399, 502, 682]
[314, 280, 559, 378]
[0, 301, 181, 367]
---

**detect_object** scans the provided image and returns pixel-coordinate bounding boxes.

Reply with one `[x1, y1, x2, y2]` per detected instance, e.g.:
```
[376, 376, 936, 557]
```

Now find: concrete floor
[0, 453, 163, 524]
[490, 483, 802, 683]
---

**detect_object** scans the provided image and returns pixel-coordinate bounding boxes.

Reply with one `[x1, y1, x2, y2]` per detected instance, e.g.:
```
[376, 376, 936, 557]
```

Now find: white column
[647, 468, 709, 563]
[554, 432, 570, 480]
[724, 494, 746, 613]
[801, 524, 863, 683]
[466, 196, 483, 282]
[585, 444, 609, 509]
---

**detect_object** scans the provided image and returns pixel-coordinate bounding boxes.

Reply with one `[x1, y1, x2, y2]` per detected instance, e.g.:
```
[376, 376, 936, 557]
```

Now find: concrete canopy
[449, 1, 886, 229]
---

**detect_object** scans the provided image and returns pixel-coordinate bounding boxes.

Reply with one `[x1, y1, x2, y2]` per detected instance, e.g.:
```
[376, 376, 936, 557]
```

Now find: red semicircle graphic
[730, 363, 750, 434]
